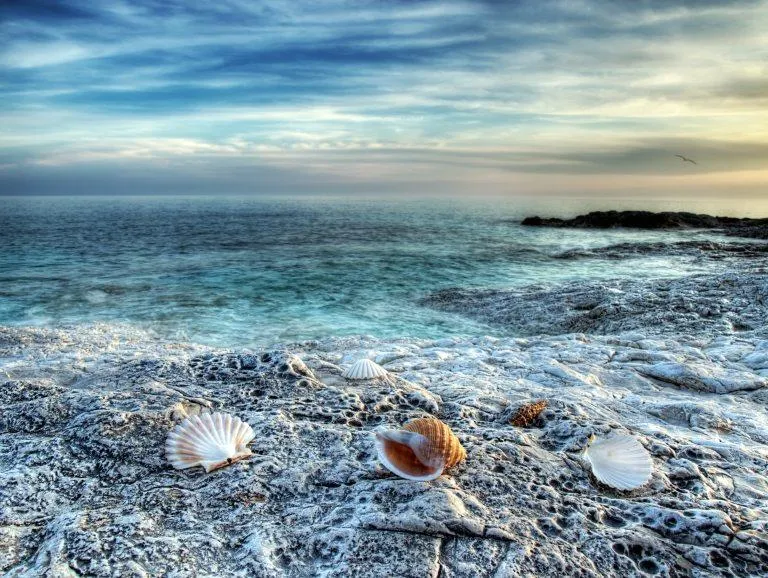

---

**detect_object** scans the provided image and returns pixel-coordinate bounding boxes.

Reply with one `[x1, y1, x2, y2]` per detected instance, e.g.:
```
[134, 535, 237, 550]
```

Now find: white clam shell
[165, 412, 255, 472]
[584, 434, 652, 491]
[342, 359, 389, 380]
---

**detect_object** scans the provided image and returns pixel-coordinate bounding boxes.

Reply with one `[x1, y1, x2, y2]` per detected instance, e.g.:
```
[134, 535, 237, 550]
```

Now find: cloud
[1, 0, 767, 195]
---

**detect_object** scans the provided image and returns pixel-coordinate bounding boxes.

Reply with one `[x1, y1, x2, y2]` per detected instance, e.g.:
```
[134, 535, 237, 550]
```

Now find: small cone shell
[376, 418, 466, 481]
[510, 400, 548, 427]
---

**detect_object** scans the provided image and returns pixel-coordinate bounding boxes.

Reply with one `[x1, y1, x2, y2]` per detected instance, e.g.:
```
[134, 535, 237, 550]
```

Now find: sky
[1, 0, 767, 197]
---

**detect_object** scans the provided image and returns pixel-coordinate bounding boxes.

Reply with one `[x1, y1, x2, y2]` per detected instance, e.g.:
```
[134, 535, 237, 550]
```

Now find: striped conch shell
[166, 412, 255, 472]
[375, 418, 466, 481]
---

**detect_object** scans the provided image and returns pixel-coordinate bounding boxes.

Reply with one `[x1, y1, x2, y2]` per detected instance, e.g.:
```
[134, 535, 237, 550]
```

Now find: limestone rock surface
[2, 325, 767, 577]
[422, 270, 768, 339]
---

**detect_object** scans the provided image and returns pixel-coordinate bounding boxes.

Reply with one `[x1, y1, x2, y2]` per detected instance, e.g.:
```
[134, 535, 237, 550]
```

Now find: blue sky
[1, 0, 767, 196]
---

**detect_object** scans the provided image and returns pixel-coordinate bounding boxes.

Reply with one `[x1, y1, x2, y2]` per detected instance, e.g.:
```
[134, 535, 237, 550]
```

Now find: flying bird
[675, 154, 697, 165]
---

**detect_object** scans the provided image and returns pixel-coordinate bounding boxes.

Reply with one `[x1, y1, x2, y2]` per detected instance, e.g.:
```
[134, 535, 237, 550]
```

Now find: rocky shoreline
[552, 240, 768, 262]
[2, 278, 767, 577]
[422, 269, 768, 339]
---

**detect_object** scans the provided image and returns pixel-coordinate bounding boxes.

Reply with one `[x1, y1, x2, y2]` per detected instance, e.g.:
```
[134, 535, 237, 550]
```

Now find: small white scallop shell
[584, 434, 652, 491]
[342, 359, 389, 381]
[166, 412, 255, 472]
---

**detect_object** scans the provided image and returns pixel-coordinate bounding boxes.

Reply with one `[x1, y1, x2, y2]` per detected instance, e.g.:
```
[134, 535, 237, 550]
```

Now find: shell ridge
[218, 413, 235, 451]
[227, 415, 240, 446]
[232, 419, 245, 448]
[237, 420, 255, 450]
[179, 418, 217, 449]
[186, 415, 215, 446]
[222, 414, 234, 448]
[208, 413, 222, 447]
[210, 413, 228, 448]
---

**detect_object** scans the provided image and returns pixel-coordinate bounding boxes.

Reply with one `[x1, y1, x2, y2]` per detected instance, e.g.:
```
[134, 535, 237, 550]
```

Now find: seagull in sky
[675, 154, 697, 165]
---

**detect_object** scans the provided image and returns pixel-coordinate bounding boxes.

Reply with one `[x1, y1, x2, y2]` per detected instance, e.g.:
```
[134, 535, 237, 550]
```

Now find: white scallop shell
[584, 434, 652, 491]
[342, 359, 389, 380]
[166, 412, 255, 472]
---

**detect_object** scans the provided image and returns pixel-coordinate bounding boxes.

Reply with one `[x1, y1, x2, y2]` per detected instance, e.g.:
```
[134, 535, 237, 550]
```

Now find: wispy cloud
[1, 0, 767, 195]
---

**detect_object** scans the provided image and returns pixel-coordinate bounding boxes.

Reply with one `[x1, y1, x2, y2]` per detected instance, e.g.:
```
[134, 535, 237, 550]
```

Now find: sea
[1, 195, 765, 348]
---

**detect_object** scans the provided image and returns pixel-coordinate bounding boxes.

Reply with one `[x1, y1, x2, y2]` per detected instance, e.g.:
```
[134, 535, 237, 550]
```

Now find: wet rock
[521, 210, 768, 239]
[1, 325, 767, 577]
[638, 361, 767, 393]
[422, 270, 768, 339]
[554, 240, 768, 261]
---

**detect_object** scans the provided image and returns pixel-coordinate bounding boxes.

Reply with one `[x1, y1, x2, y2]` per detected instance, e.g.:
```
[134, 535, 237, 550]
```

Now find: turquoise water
[0, 195, 763, 347]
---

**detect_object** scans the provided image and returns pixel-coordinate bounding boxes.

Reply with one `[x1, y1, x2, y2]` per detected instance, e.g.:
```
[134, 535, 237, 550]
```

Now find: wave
[552, 240, 768, 261]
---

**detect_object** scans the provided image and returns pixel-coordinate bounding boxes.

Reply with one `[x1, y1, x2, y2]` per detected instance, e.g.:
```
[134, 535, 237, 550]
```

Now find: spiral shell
[343, 359, 389, 381]
[510, 399, 548, 427]
[375, 418, 466, 481]
[584, 434, 652, 491]
[166, 412, 255, 472]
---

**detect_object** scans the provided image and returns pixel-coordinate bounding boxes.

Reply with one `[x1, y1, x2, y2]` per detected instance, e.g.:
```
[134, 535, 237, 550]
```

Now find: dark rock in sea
[521, 211, 768, 239]
[732, 224, 768, 240]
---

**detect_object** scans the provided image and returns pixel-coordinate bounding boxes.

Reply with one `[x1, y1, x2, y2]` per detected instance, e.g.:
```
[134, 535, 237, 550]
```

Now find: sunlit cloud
[1, 0, 767, 195]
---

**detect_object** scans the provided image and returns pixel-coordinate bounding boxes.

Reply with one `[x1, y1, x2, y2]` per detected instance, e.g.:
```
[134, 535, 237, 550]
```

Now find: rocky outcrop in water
[423, 270, 768, 338]
[1, 324, 767, 577]
[553, 240, 768, 261]
[522, 211, 768, 239]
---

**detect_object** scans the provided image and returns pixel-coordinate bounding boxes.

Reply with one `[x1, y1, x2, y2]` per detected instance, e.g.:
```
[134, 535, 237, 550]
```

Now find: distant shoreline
[521, 210, 768, 239]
